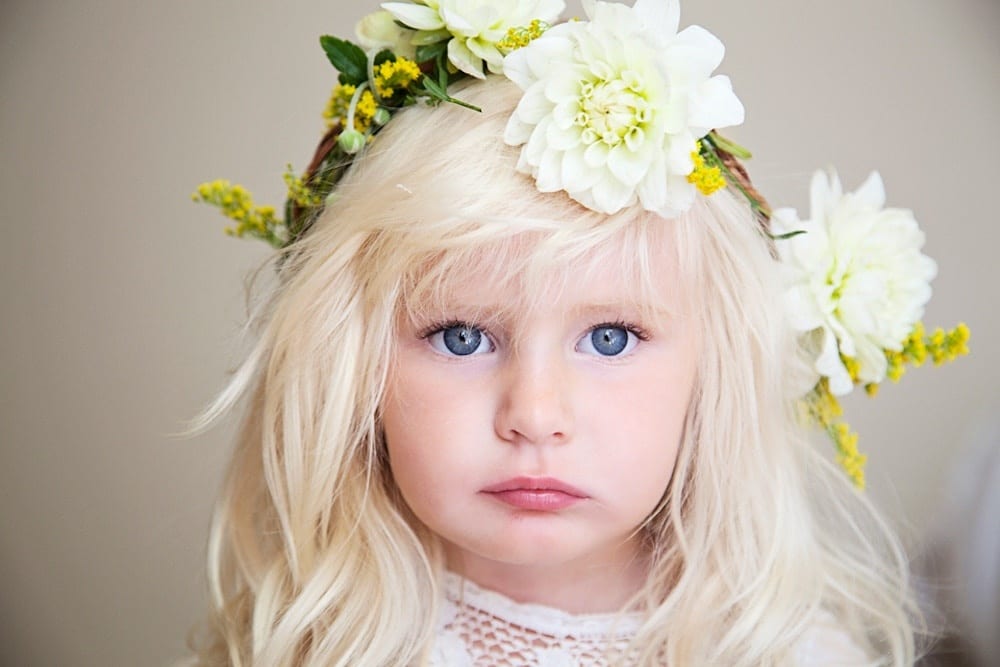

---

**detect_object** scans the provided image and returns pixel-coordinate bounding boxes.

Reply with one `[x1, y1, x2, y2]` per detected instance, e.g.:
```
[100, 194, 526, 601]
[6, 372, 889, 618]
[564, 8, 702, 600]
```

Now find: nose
[494, 351, 574, 446]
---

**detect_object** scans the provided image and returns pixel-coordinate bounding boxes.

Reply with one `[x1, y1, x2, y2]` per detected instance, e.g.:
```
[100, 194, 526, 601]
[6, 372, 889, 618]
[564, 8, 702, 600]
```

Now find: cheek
[620, 418, 686, 526]
[381, 361, 485, 519]
[382, 381, 437, 495]
[595, 356, 694, 509]
[610, 413, 683, 514]
[383, 396, 442, 527]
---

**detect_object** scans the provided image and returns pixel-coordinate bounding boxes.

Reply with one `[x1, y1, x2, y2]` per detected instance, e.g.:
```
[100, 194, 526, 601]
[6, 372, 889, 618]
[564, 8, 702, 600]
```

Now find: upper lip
[481, 476, 589, 498]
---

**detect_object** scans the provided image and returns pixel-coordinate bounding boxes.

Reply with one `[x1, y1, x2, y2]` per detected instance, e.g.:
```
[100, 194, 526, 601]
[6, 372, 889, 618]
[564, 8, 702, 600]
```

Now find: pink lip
[481, 477, 589, 511]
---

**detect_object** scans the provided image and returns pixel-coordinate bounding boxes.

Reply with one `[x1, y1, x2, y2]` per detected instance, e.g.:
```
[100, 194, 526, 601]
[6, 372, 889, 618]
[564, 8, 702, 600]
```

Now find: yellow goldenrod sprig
[324, 57, 420, 136]
[283, 165, 324, 209]
[912, 321, 969, 367]
[811, 320, 970, 486]
[323, 83, 378, 132]
[373, 57, 422, 99]
[801, 379, 866, 488]
[856, 321, 971, 394]
[497, 19, 551, 53]
[200, 28, 484, 250]
[698, 132, 777, 223]
[830, 421, 866, 490]
[191, 179, 284, 248]
[688, 141, 727, 196]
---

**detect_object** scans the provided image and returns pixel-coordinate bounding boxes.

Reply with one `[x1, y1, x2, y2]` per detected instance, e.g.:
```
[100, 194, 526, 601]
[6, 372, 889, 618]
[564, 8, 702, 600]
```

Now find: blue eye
[579, 325, 639, 357]
[428, 324, 492, 356]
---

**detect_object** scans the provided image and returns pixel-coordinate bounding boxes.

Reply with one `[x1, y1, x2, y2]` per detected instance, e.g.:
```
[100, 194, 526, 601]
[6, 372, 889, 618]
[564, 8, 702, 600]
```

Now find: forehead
[400, 222, 686, 322]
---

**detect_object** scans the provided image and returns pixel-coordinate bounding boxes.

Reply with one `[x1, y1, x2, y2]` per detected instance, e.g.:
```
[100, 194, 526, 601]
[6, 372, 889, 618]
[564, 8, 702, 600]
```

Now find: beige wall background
[1, 1, 997, 664]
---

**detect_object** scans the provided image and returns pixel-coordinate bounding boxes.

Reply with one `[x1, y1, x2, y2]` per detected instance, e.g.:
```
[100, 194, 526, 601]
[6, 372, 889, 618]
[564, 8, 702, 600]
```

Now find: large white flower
[773, 170, 937, 396]
[502, 0, 744, 216]
[382, 0, 565, 78]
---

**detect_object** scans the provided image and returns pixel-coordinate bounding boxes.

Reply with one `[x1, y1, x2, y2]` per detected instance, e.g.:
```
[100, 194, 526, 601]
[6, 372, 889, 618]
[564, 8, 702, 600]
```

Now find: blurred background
[1, 1, 997, 664]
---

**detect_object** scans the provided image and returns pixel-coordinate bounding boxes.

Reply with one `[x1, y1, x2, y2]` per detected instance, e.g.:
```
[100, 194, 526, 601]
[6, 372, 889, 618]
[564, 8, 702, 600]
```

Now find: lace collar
[430, 572, 647, 665]
[432, 573, 868, 666]
[441, 571, 646, 638]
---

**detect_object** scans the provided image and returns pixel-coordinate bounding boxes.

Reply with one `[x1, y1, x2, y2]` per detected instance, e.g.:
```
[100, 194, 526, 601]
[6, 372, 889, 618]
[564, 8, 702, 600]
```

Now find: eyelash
[417, 319, 484, 341]
[416, 319, 651, 345]
[593, 319, 651, 343]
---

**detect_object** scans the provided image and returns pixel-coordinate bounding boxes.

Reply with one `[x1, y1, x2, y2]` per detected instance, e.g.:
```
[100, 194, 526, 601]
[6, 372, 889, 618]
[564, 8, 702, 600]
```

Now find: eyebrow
[569, 301, 672, 315]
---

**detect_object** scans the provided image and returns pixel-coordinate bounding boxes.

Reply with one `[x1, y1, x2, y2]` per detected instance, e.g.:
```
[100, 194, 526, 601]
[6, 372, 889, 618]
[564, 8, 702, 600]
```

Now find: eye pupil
[443, 326, 482, 356]
[591, 327, 628, 356]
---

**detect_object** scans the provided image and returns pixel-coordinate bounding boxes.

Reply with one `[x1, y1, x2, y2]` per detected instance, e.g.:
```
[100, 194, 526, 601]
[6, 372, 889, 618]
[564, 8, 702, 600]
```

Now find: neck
[443, 542, 650, 614]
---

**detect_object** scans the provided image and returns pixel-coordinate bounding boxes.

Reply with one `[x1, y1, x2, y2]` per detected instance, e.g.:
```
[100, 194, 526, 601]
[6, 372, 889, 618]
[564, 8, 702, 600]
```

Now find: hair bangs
[391, 209, 690, 337]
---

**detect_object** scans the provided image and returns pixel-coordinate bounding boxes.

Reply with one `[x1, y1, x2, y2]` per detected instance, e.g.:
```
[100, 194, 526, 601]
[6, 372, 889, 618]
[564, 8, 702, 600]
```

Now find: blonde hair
[191, 79, 917, 665]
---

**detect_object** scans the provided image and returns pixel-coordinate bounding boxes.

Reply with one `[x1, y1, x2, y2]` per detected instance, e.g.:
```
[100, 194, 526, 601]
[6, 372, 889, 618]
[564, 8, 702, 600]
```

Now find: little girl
[191, 1, 965, 664]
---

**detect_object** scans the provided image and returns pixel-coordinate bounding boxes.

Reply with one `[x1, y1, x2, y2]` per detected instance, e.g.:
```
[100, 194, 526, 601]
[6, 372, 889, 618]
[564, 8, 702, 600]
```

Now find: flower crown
[193, 0, 968, 488]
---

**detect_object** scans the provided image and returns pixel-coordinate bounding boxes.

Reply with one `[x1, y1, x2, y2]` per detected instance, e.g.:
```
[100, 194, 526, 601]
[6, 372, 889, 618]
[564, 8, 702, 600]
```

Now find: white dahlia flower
[382, 0, 565, 78]
[502, 0, 744, 216]
[773, 170, 937, 396]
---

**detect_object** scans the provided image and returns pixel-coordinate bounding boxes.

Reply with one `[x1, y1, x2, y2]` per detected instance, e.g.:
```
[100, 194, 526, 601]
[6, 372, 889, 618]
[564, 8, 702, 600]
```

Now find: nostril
[494, 355, 574, 445]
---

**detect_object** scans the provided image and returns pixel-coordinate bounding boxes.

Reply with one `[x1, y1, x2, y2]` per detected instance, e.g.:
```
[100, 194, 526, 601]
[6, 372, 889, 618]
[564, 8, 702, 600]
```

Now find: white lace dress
[429, 572, 870, 666]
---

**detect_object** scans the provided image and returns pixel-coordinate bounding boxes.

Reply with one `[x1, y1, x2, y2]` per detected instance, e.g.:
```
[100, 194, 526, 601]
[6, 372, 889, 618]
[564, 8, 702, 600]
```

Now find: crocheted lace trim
[430, 573, 868, 666]
[432, 572, 644, 666]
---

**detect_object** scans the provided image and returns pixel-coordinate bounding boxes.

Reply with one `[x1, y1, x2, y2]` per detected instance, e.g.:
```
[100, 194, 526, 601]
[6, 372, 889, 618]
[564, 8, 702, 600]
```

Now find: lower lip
[484, 489, 585, 511]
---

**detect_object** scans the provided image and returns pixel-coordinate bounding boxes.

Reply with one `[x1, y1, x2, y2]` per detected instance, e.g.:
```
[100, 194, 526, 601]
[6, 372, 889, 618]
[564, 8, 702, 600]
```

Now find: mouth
[480, 476, 589, 511]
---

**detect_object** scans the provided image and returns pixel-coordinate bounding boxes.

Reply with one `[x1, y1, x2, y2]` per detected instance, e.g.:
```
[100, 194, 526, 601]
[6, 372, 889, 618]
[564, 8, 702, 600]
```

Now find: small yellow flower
[952, 322, 971, 356]
[497, 19, 550, 53]
[883, 320, 970, 377]
[800, 381, 865, 487]
[283, 164, 323, 208]
[886, 350, 906, 382]
[841, 356, 861, 383]
[356, 91, 377, 119]
[687, 147, 726, 195]
[323, 84, 377, 131]
[933, 322, 970, 364]
[192, 178, 283, 246]
[929, 328, 946, 363]
[806, 379, 844, 427]
[831, 421, 866, 489]
[373, 57, 421, 98]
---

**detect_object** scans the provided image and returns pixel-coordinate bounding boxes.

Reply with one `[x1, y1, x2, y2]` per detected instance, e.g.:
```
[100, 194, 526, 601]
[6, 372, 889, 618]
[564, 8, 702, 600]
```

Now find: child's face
[383, 239, 697, 579]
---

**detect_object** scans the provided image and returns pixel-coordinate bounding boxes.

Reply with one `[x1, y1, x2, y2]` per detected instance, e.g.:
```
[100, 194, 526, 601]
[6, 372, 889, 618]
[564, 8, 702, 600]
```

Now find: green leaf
[320, 35, 368, 85]
[373, 49, 395, 68]
[418, 76, 481, 111]
[438, 55, 449, 88]
[444, 96, 482, 112]
[415, 41, 447, 64]
[421, 75, 449, 100]
[769, 229, 807, 240]
[411, 29, 450, 46]
[708, 131, 752, 159]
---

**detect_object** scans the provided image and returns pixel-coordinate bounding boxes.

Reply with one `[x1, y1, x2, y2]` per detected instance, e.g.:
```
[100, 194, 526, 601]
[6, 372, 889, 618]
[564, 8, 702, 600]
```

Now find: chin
[455, 528, 613, 570]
